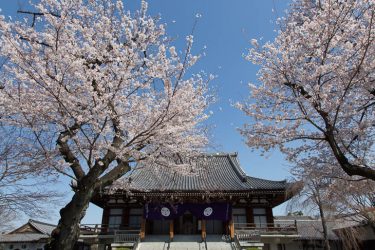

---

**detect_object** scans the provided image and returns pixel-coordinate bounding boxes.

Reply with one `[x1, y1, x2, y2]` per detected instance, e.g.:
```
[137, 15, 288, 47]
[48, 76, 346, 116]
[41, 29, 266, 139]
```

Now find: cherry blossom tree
[290, 166, 334, 250]
[0, 0, 211, 249]
[0, 126, 61, 230]
[289, 158, 374, 250]
[238, 0, 375, 180]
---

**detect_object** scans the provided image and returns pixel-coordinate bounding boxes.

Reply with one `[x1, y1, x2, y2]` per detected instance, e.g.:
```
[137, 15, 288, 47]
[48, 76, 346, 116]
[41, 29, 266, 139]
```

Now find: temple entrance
[206, 220, 224, 234]
[144, 203, 230, 236]
[148, 215, 225, 235]
[151, 219, 169, 234]
[175, 211, 198, 234]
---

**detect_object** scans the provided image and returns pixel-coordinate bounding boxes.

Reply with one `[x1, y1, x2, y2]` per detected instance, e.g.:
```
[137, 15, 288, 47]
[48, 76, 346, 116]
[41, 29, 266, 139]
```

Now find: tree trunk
[47, 181, 97, 250]
[318, 201, 331, 250]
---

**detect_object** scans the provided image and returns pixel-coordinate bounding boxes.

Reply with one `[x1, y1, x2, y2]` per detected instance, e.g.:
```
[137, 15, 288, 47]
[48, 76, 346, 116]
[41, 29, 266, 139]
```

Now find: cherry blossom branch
[57, 123, 85, 180]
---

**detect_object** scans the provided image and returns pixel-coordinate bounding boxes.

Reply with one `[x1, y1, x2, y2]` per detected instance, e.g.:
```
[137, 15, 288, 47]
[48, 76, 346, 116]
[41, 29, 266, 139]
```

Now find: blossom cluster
[239, 0, 375, 178]
[0, 0, 211, 181]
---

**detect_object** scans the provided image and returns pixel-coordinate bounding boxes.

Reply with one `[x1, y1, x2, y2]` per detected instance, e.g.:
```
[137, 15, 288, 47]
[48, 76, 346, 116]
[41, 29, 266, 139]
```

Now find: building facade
[86, 153, 297, 249]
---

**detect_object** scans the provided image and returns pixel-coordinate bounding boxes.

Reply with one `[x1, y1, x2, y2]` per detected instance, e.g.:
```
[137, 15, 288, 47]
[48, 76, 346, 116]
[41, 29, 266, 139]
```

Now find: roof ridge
[29, 219, 56, 235]
[196, 152, 238, 157]
[29, 219, 56, 227]
[246, 176, 286, 183]
[227, 154, 247, 182]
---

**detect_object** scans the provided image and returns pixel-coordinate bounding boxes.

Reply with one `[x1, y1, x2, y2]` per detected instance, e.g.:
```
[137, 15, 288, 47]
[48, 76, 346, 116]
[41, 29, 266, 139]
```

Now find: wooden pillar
[266, 207, 274, 230]
[266, 207, 274, 227]
[246, 207, 254, 225]
[169, 220, 174, 241]
[101, 207, 109, 233]
[140, 218, 146, 240]
[122, 207, 129, 228]
[229, 219, 235, 240]
[201, 220, 206, 240]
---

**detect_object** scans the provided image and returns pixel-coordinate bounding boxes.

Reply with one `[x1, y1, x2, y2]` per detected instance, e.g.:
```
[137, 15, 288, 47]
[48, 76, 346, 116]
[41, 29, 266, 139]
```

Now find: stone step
[205, 235, 232, 250]
[138, 242, 168, 250]
[138, 234, 232, 250]
[138, 235, 169, 250]
[168, 241, 201, 250]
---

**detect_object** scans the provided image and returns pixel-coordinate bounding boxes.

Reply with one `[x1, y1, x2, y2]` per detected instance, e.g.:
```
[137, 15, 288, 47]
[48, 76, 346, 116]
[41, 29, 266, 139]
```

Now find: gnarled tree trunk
[47, 173, 99, 250]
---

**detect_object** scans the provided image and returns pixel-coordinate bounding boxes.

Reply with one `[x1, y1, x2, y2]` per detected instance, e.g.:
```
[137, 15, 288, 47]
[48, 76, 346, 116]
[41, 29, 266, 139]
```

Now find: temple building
[84, 153, 298, 249]
[0, 219, 55, 250]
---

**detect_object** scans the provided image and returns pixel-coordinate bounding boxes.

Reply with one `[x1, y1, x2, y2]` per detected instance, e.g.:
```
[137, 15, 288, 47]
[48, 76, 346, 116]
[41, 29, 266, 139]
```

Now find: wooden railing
[166, 238, 171, 250]
[233, 235, 242, 250]
[80, 224, 106, 234]
[234, 222, 297, 238]
[133, 236, 141, 250]
[80, 224, 140, 234]
[202, 237, 208, 250]
[114, 230, 140, 243]
[80, 224, 141, 248]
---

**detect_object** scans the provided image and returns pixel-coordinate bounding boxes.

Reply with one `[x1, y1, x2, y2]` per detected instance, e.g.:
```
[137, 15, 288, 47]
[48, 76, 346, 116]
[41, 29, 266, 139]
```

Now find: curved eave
[115, 188, 286, 196]
[92, 188, 289, 208]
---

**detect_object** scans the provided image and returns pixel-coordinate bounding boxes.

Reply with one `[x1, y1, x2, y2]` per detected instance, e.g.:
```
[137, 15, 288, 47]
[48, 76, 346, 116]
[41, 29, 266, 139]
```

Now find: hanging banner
[144, 203, 186, 220]
[186, 203, 231, 220]
[144, 202, 232, 221]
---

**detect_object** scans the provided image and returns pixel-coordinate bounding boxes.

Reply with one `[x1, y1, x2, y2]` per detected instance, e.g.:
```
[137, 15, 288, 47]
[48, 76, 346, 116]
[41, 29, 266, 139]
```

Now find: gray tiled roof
[0, 219, 55, 243]
[274, 215, 314, 221]
[114, 153, 287, 192]
[0, 233, 48, 243]
[29, 219, 55, 235]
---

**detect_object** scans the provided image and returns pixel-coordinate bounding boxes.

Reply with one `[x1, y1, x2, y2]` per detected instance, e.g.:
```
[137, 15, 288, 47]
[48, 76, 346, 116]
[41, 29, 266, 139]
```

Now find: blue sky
[0, 0, 293, 225]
